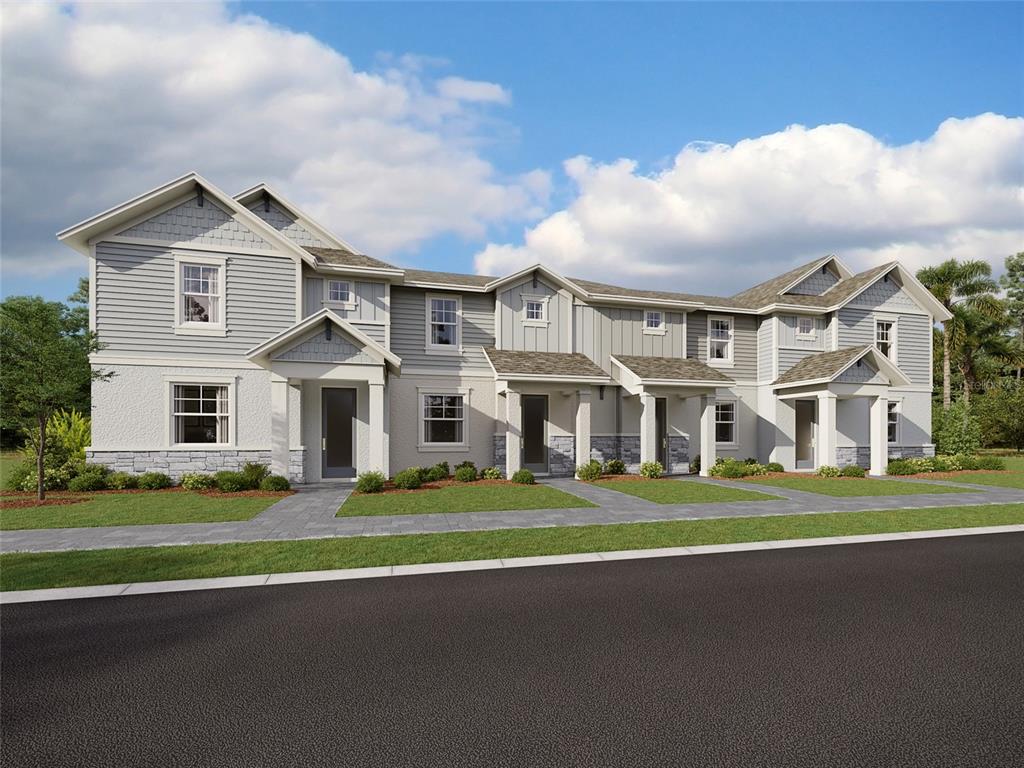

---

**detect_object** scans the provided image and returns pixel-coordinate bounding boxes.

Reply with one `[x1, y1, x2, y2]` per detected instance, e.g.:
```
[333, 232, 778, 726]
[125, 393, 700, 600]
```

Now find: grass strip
[593, 479, 780, 504]
[3, 503, 1022, 591]
[746, 477, 968, 497]
[338, 484, 596, 517]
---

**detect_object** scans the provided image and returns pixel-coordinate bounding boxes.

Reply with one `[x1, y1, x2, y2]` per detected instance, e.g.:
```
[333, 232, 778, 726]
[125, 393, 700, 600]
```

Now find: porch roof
[483, 348, 611, 383]
[774, 345, 910, 388]
[610, 355, 733, 385]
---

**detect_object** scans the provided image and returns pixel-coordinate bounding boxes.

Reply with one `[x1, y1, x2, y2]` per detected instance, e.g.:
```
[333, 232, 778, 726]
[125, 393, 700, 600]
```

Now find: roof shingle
[305, 246, 398, 271]
[774, 346, 872, 385]
[612, 355, 733, 383]
[483, 348, 609, 379]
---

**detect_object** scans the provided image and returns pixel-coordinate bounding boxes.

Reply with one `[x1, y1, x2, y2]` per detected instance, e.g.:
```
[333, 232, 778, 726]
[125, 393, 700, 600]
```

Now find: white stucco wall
[90, 363, 300, 450]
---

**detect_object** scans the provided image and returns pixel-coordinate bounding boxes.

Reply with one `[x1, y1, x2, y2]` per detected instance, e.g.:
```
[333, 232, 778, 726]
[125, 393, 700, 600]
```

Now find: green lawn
[0, 491, 282, 530]
[3, 503, 1022, 591]
[339, 483, 596, 516]
[746, 477, 968, 497]
[932, 472, 1024, 490]
[0, 452, 22, 489]
[593, 478, 781, 504]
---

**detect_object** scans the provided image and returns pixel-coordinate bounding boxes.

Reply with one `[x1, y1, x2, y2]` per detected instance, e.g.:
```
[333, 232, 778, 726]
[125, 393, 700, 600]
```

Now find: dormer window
[526, 300, 545, 321]
[521, 295, 549, 326]
[174, 253, 225, 336]
[643, 310, 666, 335]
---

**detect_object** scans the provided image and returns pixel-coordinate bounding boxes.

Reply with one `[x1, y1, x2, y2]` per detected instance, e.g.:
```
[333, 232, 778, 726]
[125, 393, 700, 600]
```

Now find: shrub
[407, 466, 428, 483]
[709, 459, 751, 479]
[602, 458, 626, 475]
[393, 468, 422, 490]
[180, 472, 216, 491]
[138, 472, 173, 490]
[47, 409, 91, 461]
[355, 471, 385, 494]
[576, 460, 602, 481]
[454, 460, 476, 474]
[816, 465, 840, 478]
[260, 475, 291, 491]
[240, 462, 270, 490]
[840, 465, 866, 478]
[425, 463, 449, 482]
[639, 461, 663, 479]
[766, 462, 784, 473]
[105, 471, 138, 490]
[4, 462, 32, 491]
[956, 454, 980, 471]
[691, 455, 700, 474]
[931, 455, 956, 472]
[480, 466, 503, 480]
[976, 455, 1005, 471]
[886, 459, 915, 475]
[18, 463, 79, 492]
[213, 471, 248, 493]
[510, 468, 535, 484]
[454, 465, 478, 483]
[743, 457, 759, 465]
[68, 471, 107, 492]
[933, 400, 982, 456]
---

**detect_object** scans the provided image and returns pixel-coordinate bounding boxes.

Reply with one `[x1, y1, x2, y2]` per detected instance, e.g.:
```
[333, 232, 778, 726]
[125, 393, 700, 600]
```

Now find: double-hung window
[427, 295, 460, 351]
[644, 310, 665, 334]
[876, 319, 895, 360]
[887, 402, 899, 444]
[327, 280, 352, 304]
[797, 316, 815, 338]
[175, 254, 225, 335]
[422, 394, 465, 444]
[708, 315, 734, 364]
[172, 384, 230, 445]
[715, 401, 737, 444]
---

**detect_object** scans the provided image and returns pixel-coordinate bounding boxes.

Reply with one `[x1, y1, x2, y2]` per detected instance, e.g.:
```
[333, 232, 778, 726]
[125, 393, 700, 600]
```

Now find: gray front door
[322, 387, 356, 478]
[795, 399, 815, 469]
[522, 395, 549, 474]
[655, 397, 668, 469]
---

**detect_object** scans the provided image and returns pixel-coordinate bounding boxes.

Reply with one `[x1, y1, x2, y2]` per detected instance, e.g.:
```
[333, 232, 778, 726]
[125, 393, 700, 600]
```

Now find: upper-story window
[426, 294, 461, 352]
[526, 300, 544, 320]
[708, 315, 734, 364]
[327, 280, 351, 304]
[876, 319, 895, 360]
[522, 295, 549, 326]
[643, 310, 665, 335]
[797, 316, 815, 337]
[174, 254, 225, 336]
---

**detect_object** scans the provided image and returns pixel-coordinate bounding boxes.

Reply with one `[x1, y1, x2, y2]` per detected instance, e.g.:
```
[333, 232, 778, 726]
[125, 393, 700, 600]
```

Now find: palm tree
[916, 259, 1001, 409]
[949, 304, 1022, 407]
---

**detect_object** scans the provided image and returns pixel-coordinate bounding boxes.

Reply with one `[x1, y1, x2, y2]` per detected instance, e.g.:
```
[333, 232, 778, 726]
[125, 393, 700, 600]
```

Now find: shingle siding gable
[118, 196, 272, 249]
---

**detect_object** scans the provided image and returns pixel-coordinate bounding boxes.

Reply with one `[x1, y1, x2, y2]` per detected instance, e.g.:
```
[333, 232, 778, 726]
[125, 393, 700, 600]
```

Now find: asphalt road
[3, 534, 1023, 768]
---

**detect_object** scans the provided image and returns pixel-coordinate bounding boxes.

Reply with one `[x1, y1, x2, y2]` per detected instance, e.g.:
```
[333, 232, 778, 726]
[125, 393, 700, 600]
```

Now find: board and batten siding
[837, 308, 930, 386]
[496, 276, 571, 353]
[573, 305, 687, 372]
[777, 315, 826, 349]
[389, 286, 494, 372]
[757, 317, 773, 381]
[303, 276, 388, 323]
[686, 311, 757, 381]
[94, 241, 297, 356]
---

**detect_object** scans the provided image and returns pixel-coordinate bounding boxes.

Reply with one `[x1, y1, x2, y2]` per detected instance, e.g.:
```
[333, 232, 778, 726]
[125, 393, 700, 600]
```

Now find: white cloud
[475, 115, 1024, 293]
[0, 2, 546, 275]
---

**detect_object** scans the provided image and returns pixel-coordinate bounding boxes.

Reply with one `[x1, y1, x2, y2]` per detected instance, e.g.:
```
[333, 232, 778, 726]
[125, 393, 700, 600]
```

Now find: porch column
[699, 393, 716, 477]
[270, 374, 290, 478]
[869, 395, 888, 476]
[817, 392, 838, 468]
[369, 382, 386, 475]
[574, 387, 592, 477]
[505, 389, 522, 478]
[639, 391, 657, 466]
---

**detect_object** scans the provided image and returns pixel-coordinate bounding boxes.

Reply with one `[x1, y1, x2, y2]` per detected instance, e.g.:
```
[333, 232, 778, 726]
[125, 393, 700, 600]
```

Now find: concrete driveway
[3, 533, 1022, 767]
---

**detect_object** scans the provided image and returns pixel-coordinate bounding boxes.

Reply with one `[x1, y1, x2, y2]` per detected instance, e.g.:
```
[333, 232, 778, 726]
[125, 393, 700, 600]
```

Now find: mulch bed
[901, 470, 1009, 480]
[356, 478, 522, 496]
[0, 488, 293, 509]
[1, 496, 92, 509]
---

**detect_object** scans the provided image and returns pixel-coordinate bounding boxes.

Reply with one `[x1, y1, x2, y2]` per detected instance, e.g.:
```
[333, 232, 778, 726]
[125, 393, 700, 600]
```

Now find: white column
[575, 388, 592, 477]
[270, 374, 290, 478]
[817, 392, 838, 468]
[369, 382, 386, 475]
[870, 395, 888, 476]
[639, 391, 657, 466]
[505, 389, 522, 478]
[699, 393, 716, 477]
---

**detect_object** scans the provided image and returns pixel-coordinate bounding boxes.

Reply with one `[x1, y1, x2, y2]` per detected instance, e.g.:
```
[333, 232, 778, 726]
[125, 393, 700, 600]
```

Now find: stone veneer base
[86, 449, 307, 484]
[494, 434, 690, 477]
[836, 445, 937, 468]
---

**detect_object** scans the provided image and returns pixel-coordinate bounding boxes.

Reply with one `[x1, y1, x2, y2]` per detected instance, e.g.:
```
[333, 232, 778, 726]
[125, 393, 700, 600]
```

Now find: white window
[887, 401, 900, 444]
[708, 315, 734, 364]
[644, 310, 665, 334]
[422, 394, 465, 444]
[797, 316, 815, 337]
[715, 401, 737, 444]
[876, 319, 895, 360]
[426, 294, 461, 351]
[172, 384, 230, 445]
[327, 280, 352, 304]
[525, 300, 544, 320]
[174, 254, 225, 335]
[521, 295, 549, 326]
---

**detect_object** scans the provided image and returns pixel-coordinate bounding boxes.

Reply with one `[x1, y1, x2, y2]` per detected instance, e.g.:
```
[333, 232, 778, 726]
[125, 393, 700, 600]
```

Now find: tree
[949, 304, 1022, 406]
[999, 252, 1024, 378]
[0, 296, 106, 500]
[975, 381, 1024, 451]
[916, 259, 1000, 410]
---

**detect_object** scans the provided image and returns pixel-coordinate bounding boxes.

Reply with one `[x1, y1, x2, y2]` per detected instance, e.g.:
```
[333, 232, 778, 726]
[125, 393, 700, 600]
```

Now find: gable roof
[403, 269, 495, 290]
[234, 183, 362, 256]
[305, 246, 402, 274]
[483, 348, 610, 382]
[246, 308, 401, 372]
[610, 355, 733, 384]
[774, 345, 910, 388]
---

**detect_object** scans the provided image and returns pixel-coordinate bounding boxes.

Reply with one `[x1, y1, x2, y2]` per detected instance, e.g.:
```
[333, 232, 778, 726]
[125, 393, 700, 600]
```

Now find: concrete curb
[3, 524, 1022, 604]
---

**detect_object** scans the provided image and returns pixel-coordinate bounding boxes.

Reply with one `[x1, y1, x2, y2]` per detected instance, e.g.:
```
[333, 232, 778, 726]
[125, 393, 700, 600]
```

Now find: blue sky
[2, 1, 1021, 301]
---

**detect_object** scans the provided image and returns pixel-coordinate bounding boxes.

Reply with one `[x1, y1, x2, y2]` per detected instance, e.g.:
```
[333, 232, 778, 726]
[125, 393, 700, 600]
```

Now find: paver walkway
[3, 476, 1023, 554]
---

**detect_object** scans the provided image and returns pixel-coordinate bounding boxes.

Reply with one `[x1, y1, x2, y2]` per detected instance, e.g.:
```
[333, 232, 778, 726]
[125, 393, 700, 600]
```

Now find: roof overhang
[483, 263, 590, 299]
[840, 263, 952, 321]
[246, 308, 401, 373]
[609, 355, 732, 394]
[773, 346, 911, 391]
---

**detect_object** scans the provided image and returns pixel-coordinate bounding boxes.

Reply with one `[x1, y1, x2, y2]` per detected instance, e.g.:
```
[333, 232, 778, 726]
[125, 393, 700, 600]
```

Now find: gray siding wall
[686, 311, 757, 381]
[497, 276, 570, 353]
[778, 347, 824, 375]
[303, 275, 388, 323]
[118, 196, 272, 250]
[94, 241, 296, 356]
[272, 329, 375, 364]
[757, 317, 773, 381]
[777, 314, 826, 349]
[788, 268, 839, 295]
[574, 305, 687, 372]
[838, 308, 930, 386]
[389, 287, 494, 372]
[247, 201, 326, 248]
[353, 324, 386, 345]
